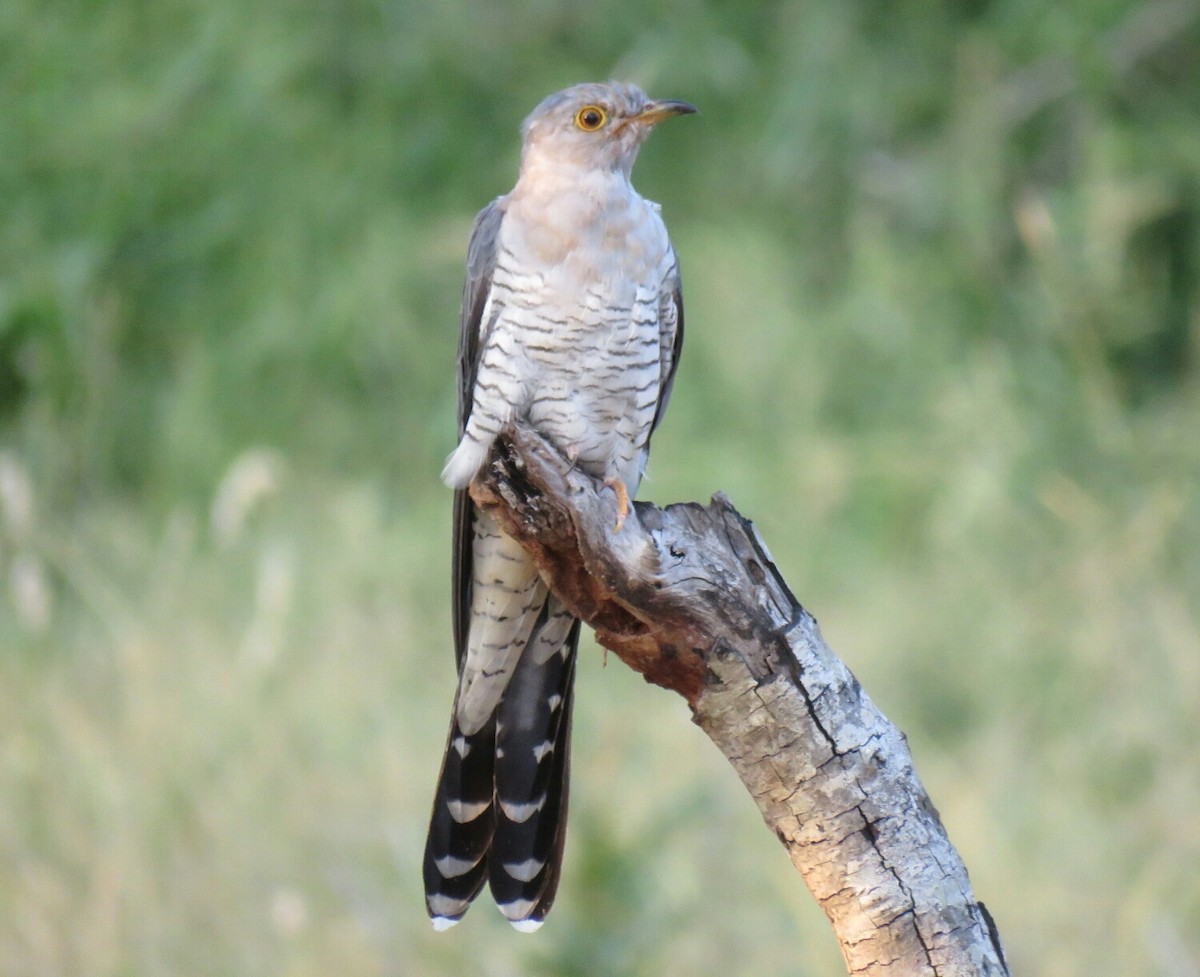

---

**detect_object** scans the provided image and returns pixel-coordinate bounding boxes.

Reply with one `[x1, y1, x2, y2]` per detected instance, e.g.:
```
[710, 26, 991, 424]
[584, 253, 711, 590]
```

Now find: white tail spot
[428, 892, 471, 921]
[499, 796, 545, 823]
[503, 857, 545, 882]
[447, 798, 489, 823]
[435, 852, 485, 878]
[498, 897, 541, 929]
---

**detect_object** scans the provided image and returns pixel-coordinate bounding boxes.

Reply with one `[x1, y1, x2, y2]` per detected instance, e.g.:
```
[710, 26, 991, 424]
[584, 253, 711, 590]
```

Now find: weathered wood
[471, 427, 1010, 977]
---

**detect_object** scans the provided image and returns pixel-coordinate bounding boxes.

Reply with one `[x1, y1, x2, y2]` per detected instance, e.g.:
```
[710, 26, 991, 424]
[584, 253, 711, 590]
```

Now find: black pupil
[583, 109, 600, 127]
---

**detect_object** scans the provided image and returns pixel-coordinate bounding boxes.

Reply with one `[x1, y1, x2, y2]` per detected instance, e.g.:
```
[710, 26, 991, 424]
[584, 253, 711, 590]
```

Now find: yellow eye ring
[574, 105, 608, 131]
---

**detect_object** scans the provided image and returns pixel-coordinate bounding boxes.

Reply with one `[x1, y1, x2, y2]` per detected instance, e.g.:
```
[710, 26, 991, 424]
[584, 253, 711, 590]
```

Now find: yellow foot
[603, 476, 631, 533]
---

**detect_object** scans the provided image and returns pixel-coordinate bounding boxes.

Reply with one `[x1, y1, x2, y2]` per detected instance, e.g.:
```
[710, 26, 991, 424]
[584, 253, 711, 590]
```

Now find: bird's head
[518, 81, 696, 181]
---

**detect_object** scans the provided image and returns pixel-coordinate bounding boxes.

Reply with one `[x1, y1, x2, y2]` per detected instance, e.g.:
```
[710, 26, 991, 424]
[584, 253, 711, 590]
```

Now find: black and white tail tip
[430, 914, 544, 933]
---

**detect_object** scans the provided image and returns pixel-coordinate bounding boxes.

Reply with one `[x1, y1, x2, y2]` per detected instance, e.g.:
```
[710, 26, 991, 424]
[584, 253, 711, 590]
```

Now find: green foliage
[2, 0, 1199, 974]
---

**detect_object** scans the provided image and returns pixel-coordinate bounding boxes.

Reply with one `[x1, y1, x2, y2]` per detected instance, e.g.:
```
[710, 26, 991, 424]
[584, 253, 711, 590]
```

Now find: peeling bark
[471, 428, 1010, 976]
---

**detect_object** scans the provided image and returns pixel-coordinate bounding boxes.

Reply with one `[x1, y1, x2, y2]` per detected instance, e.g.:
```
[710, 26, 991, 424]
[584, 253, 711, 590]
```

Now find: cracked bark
[471, 427, 1010, 977]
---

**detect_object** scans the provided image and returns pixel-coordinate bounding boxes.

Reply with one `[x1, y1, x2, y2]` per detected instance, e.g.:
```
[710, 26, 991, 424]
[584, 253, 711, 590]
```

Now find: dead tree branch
[471, 427, 1010, 977]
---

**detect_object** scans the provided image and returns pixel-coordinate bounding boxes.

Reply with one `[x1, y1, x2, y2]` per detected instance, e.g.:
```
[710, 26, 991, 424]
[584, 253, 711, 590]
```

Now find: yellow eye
[574, 105, 608, 131]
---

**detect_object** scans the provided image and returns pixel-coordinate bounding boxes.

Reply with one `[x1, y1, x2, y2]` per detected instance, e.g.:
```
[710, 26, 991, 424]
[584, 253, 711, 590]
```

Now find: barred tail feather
[490, 610, 580, 927]
[491, 683, 574, 927]
[425, 596, 580, 931]
[423, 715, 497, 927]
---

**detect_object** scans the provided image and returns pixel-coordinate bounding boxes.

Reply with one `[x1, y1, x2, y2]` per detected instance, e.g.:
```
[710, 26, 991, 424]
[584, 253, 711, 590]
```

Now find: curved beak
[632, 99, 698, 126]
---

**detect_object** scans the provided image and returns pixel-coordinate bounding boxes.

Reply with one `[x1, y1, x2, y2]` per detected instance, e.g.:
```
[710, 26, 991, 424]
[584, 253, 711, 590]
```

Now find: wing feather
[650, 248, 685, 437]
[452, 199, 506, 668]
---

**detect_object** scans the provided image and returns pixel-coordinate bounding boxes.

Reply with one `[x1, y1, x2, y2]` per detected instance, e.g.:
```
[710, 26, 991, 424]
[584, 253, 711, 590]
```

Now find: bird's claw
[603, 477, 631, 533]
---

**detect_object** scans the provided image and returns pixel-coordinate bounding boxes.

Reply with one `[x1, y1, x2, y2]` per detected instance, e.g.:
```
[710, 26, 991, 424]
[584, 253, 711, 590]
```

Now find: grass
[2, 0, 1199, 974]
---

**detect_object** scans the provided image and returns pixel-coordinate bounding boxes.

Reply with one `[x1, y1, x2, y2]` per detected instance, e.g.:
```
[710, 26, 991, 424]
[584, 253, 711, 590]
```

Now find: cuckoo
[423, 81, 695, 932]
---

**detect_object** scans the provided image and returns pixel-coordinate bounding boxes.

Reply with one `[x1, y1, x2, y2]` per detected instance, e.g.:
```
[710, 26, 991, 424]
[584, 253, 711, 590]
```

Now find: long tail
[424, 595, 580, 931]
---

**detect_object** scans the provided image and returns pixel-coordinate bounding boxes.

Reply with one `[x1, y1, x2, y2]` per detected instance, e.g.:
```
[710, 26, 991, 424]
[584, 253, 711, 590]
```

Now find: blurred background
[2, 0, 1198, 974]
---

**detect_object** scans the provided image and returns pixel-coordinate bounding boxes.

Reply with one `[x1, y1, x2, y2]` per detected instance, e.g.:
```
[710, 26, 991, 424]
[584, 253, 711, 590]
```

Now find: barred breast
[443, 192, 675, 496]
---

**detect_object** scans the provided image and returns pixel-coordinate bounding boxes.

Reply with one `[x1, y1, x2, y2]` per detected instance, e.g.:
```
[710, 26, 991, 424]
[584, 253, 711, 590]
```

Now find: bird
[423, 81, 694, 933]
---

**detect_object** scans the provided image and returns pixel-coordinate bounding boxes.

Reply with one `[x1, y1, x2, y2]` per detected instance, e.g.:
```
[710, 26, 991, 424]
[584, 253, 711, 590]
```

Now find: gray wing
[451, 199, 505, 667]
[650, 247, 685, 437]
